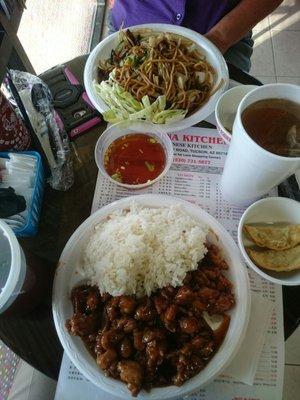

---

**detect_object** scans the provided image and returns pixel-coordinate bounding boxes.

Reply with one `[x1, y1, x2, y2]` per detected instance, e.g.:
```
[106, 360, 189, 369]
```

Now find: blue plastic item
[0, 151, 45, 237]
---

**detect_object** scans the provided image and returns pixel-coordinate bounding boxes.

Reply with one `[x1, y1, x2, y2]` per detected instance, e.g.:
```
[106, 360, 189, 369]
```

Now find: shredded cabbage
[94, 80, 187, 124]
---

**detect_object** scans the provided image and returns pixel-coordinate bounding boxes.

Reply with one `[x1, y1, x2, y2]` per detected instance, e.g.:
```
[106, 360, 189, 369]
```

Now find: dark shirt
[111, 0, 240, 34]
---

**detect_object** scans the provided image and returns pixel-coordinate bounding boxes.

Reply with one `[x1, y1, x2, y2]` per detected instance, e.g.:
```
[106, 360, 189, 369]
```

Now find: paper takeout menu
[55, 128, 284, 400]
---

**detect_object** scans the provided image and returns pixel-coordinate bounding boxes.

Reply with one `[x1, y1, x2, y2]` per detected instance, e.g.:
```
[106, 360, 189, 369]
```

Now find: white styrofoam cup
[221, 83, 300, 206]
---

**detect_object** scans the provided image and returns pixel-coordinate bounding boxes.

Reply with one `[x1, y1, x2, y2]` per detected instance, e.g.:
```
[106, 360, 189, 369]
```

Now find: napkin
[224, 293, 274, 385]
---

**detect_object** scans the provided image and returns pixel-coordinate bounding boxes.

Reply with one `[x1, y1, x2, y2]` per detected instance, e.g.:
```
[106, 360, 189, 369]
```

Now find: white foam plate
[84, 24, 229, 133]
[53, 194, 250, 399]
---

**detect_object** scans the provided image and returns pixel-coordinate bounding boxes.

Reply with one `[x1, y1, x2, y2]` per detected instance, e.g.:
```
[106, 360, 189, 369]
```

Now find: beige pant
[7, 360, 56, 400]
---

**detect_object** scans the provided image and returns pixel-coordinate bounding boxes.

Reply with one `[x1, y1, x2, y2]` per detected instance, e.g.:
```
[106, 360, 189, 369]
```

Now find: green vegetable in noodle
[94, 80, 187, 124]
[95, 28, 214, 124]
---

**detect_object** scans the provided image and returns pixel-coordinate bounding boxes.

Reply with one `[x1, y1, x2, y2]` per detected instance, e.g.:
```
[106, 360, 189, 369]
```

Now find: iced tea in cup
[221, 84, 300, 206]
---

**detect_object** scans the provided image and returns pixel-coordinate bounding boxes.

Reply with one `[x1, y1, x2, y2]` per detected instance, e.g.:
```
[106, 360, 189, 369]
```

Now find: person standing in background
[108, 0, 283, 72]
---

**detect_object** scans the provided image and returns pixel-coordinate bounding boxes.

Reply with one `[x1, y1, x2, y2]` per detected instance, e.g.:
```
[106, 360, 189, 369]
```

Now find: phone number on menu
[173, 157, 211, 165]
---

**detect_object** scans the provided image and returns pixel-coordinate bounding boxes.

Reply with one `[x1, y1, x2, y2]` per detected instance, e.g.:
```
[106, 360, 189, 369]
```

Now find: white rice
[82, 203, 208, 297]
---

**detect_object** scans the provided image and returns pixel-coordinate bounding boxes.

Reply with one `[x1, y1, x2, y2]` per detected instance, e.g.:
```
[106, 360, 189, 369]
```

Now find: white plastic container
[53, 194, 250, 400]
[215, 85, 257, 144]
[0, 220, 27, 313]
[238, 197, 300, 286]
[221, 83, 300, 206]
[94, 121, 173, 189]
[84, 23, 229, 133]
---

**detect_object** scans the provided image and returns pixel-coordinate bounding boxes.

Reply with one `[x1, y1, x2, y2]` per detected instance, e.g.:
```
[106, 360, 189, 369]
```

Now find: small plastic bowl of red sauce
[94, 121, 174, 189]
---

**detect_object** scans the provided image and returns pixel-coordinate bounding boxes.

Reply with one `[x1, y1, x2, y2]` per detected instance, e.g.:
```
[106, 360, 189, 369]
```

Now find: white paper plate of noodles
[84, 24, 229, 133]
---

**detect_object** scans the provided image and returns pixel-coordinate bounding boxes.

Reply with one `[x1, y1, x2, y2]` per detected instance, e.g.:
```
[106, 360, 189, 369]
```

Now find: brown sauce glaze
[66, 245, 234, 396]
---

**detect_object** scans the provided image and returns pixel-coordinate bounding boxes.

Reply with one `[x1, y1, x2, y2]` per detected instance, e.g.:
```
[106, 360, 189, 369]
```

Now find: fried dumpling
[244, 224, 300, 251]
[246, 245, 300, 272]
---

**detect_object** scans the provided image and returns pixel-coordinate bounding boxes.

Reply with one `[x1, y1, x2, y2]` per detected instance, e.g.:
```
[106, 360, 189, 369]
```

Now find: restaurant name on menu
[168, 133, 225, 144]
[169, 132, 228, 165]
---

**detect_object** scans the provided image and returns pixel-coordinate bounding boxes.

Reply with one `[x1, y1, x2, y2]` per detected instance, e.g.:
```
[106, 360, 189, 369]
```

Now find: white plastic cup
[0, 220, 27, 313]
[215, 85, 257, 144]
[221, 83, 300, 206]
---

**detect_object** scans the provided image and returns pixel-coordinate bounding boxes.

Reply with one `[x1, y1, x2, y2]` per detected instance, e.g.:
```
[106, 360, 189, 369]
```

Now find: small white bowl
[238, 197, 300, 286]
[94, 121, 173, 189]
[215, 85, 257, 144]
